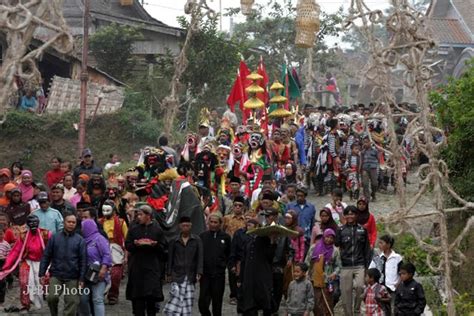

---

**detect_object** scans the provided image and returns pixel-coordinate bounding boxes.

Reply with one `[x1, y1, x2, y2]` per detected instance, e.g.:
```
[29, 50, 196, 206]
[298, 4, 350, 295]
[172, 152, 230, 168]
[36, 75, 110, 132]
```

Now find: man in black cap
[303, 103, 314, 118]
[198, 213, 231, 316]
[240, 209, 278, 316]
[220, 176, 248, 215]
[164, 216, 203, 316]
[223, 196, 248, 305]
[125, 204, 167, 316]
[73, 148, 103, 185]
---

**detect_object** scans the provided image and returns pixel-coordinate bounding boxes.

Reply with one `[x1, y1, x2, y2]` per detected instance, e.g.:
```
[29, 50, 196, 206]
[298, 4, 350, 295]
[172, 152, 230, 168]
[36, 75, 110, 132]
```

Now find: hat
[10, 187, 21, 194]
[261, 191, 276, 201]
[304, 103, 315, 110]
[229, 176, 241, 184]
[51, 183, 64, 191]
[82, 148, 92, 157]
[233, 196, 245, 204]
[262, 208, 279, 216]
[3, 183, 17, 193]
[262, 174, 273, 182]
[0, 168, 12, 178]
[179, 216, 191, 223]
[37, 191, 49, 202]
[77, 202, 92, 210]
[138, 204, 153, 215]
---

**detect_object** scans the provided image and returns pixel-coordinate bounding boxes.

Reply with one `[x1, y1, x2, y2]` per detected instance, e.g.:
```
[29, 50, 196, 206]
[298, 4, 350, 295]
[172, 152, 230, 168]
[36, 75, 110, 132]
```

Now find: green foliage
[430, 58, 474, 201]
[227, 1, 344, 76]
[377, 223, 438, 276]
[423, 279, 474, 316]
[89, 23, 143, 80]
[393, 233, 439, 276]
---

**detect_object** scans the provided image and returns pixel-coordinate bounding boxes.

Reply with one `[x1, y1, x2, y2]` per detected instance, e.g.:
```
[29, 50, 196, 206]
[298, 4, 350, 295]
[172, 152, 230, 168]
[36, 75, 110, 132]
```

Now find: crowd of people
[0, 102, 428, 316]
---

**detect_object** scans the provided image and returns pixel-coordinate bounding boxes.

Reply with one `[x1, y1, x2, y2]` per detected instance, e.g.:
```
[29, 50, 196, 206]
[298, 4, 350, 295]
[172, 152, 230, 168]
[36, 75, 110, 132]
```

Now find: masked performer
[0, 214, 51, 312]
[246, 128, 271, 197]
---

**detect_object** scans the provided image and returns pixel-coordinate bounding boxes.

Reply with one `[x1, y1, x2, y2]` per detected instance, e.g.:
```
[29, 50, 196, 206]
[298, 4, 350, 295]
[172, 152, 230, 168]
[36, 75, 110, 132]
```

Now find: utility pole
[79, 0, 90, 157]
[219, 0, 222, 31]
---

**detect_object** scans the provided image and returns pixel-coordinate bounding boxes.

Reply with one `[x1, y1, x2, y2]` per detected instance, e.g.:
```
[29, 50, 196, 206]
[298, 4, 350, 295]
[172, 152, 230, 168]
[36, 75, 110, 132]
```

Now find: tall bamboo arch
[344, 1, 473, 314]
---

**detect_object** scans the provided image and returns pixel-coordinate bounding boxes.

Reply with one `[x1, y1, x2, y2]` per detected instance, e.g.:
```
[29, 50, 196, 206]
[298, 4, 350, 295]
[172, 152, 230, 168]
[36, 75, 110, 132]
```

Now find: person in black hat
[220, 175, 248, 216]
[164, 216, 203, 315]
[198, 213, 231, 316]
[125, 203, 167, 316]
[72, 148, 102, 185]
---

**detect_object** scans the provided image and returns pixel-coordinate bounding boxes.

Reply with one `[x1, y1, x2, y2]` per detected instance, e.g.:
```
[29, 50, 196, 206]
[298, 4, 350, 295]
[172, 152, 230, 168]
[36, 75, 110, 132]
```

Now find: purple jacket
[82, 219, 112, 268]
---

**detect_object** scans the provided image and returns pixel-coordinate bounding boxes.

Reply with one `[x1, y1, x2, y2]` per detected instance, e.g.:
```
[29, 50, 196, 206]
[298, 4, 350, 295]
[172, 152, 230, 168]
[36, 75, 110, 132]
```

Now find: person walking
[79, 219, 112, 316]
[164, 216, 203, 316]
[198, 213, 231, 316]
[32, 191, 64, 234]
[39, 213, 87, 316]
[125, 204, 167, 316]
[361, 136, 379, 201]
[335, 206, 371, 316]
[99, 200, 128, 305]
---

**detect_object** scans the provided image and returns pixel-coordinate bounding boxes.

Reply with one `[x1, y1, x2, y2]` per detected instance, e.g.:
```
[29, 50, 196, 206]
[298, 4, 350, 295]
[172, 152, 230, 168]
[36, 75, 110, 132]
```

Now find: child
[364, 268, 391, 316]
[60, 161, 72, 175]
[394, 263, 426, 316]
[345, 142, 361, 200]
[324, 188, 347, 226]
[285, 262, 314, 316]
[0, 224, 12, 307]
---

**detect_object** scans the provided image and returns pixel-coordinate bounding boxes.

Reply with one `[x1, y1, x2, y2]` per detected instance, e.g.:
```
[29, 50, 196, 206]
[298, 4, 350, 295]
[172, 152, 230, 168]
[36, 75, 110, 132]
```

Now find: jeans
[47, 277, 80, 316]
[79, 281, 106, 316]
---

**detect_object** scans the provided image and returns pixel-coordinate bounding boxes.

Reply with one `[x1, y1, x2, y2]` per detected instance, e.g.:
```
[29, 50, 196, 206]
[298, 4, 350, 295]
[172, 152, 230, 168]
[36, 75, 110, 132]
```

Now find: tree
[89, 23, 142, 80]
[431, 59, 474, 201]
[227, 1, 344, 76]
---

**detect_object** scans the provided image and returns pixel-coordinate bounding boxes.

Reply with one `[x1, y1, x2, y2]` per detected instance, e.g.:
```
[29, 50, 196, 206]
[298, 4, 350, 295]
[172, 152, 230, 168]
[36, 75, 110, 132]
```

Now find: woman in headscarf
[18, 170, 34, 203]
[310, 207, 338, 245]
[306, 228, 341, 316]
[282, 210, 305, 298]
[356, 196, 377, 248]
[79, 219, 112, 316]
[278, 163, 298, 192]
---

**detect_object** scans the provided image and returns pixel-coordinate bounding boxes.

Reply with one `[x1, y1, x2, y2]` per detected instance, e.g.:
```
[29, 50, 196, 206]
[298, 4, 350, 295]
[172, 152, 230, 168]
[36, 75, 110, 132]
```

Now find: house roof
[64, 0, 182, 36]
[427, 18, 474, 45]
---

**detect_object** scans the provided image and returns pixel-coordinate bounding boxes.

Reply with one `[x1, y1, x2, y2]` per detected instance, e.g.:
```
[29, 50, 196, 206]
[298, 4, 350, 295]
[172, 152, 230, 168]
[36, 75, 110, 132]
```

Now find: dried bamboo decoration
[295, 0, 321, 48]
[241, 0, 255, 15]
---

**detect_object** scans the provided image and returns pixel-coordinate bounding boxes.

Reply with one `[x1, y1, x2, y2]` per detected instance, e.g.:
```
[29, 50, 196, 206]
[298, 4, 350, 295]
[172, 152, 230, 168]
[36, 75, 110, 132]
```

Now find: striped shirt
[0, 240, 11, 259]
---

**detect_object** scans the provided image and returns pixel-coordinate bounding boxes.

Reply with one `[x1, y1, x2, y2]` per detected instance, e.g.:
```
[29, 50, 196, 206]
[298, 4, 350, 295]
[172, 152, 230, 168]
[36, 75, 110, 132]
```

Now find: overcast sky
[143, 0, 391, 30]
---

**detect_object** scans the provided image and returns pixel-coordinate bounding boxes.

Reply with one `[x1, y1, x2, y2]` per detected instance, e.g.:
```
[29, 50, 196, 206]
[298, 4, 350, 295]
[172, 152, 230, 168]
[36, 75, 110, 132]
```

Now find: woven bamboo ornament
[241, 0, 254, 15]
[244, 72, 265, 124]
[268, 80, 292, 118]
[295, 0, 321, 48]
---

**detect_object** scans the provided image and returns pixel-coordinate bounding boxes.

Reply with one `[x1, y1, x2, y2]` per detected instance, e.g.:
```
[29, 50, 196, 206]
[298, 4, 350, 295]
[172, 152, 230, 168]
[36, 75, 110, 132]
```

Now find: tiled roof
[427, 18, 474, 45]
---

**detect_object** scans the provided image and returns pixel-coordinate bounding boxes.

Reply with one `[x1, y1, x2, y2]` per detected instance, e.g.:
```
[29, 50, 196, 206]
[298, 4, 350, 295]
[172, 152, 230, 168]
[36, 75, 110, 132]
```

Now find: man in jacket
[164, 216, 203, 316]
[125, 204, 166, 316]
[198, 213, 231, 316]
[73, 148, 103, 185]
[49, 183, 76, 217]
[5, 188, 30, 226]
[335, 205, 371, 316]
[39, 212, 87, 316]
[32, 192, 64, 234]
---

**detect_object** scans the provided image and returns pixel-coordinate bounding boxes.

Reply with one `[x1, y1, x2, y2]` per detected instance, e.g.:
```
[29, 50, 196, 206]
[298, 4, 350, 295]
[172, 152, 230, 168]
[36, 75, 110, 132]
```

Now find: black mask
[27, 214, 40, 232]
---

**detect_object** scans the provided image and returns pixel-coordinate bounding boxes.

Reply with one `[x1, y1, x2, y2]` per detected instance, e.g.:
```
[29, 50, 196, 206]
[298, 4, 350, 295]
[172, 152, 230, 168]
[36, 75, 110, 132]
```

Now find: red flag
[226, 61, 251, 122]
[257, 56, 269, 104]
